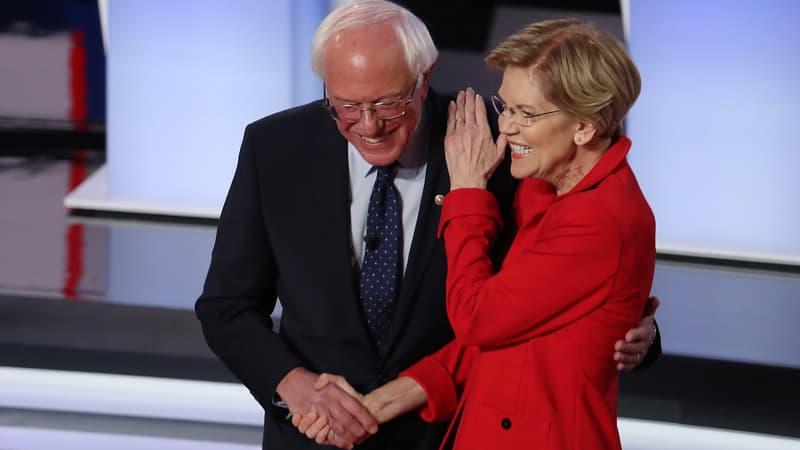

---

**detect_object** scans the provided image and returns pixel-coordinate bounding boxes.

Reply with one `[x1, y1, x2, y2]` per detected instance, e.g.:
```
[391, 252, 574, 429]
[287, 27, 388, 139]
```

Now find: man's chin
[355, 147, 402, 167]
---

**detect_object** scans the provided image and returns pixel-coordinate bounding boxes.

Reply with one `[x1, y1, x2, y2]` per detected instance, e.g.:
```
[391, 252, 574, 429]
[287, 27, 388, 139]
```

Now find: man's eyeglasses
[324, 79, 418, 123]
[490, 95, 560, 127]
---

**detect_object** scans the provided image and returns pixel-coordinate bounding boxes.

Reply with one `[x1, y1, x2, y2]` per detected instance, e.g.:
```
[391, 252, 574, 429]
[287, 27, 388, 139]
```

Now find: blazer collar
[566, 135, 631, 196]
[514, 136, 632, 226]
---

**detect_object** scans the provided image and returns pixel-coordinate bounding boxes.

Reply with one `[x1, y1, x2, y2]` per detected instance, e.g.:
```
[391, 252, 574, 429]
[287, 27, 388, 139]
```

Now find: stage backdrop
[624, 0, 800, 265]
[72, 1, 799, 265]
[95, 0, 327, 217]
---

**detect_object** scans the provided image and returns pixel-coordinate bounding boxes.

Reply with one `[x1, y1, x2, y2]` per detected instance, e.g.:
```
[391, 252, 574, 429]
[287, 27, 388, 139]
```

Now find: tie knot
[374, 165, 397, 182]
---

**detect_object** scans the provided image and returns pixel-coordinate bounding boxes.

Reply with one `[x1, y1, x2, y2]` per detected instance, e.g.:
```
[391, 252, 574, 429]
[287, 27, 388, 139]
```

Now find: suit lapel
[384, 92, 451, 354]
[302, 113, 365, 322]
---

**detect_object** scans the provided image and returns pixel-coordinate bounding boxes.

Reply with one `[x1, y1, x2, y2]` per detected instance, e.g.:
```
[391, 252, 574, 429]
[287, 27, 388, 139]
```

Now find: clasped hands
[278, 367, 426, 449]
[285, 370, 379, 449]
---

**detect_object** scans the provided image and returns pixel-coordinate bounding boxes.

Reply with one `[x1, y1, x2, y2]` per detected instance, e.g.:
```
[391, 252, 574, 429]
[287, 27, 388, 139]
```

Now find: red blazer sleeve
[440, 188, 622, 348]
[400, 339, 478, 423]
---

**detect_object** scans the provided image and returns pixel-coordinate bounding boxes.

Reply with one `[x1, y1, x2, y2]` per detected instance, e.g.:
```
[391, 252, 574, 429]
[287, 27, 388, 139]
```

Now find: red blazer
[401, 136, 655, 450]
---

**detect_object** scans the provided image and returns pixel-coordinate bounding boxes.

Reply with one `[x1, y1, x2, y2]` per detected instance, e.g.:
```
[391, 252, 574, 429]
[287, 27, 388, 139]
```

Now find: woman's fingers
[495, 133, 508, 162]
[463, 87, 476, 126]
[317, 373, 362, 400]
[455, 90, 466, 125]
[447, 100, 456, 133]
[304, 414, 329, 440]
[297, 410, 318, 434]
[314, 425, 331, 445]
[474, 92, 489, 130]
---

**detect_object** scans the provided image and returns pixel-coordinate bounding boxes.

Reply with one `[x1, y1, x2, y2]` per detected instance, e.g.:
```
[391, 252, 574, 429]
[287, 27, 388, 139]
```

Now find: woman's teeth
[510, 143, 532, 155]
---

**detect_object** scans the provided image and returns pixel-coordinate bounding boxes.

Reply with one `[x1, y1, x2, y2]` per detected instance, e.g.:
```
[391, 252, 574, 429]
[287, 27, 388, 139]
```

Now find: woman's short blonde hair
[486, 18, 640, 139]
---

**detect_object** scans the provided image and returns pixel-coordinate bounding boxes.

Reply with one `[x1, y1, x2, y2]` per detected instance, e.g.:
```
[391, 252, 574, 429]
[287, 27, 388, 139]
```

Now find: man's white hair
[311, 0, 438, 80]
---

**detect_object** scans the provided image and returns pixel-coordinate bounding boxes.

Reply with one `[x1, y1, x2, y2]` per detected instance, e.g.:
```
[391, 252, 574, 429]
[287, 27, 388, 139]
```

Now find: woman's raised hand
[444, 87, 506, 190]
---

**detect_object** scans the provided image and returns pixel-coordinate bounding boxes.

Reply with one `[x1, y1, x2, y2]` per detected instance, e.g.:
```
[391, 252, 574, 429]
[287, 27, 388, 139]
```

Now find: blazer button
[501, 418, 512, 430]
[434, 194, 445, 206]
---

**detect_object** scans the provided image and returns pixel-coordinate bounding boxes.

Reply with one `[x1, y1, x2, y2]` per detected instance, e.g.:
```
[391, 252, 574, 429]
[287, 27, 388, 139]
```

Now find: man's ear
[419, 63, 436, 100]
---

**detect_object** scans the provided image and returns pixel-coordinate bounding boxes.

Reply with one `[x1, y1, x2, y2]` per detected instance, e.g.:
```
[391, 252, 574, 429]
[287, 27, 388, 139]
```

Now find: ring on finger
[455, 116, 464, 123]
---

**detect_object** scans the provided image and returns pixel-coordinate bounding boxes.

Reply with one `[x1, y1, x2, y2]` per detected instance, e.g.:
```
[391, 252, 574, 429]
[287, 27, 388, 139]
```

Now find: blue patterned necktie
[360, 165, 402, 355]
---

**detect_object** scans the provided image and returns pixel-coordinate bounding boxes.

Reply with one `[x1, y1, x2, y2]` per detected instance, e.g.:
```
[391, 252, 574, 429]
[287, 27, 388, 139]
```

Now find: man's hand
[314, 373, 364, 401]
[294, 373, 369, 448]
[276, 367, 377, 446]
[615, 296, 660, 371]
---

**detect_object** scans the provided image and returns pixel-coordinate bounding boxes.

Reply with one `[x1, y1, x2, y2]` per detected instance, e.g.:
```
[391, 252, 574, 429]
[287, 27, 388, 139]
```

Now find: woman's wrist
[450, 181, 488, 191]
[364, 376, 427, 423]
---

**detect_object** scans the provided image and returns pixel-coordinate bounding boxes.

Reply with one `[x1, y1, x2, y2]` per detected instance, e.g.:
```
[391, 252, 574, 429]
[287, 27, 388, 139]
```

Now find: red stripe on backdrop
[69, 30, 88, 129]
[64, 30, 89, 299]
[64, 151, 87, 299]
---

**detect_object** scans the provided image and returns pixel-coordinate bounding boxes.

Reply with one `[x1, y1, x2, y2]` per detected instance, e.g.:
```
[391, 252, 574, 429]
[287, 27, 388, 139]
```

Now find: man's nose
[358, 108, 382, 133]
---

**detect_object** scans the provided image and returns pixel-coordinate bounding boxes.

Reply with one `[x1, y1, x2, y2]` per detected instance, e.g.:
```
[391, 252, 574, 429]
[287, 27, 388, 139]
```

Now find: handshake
[276, 367, 426, 449]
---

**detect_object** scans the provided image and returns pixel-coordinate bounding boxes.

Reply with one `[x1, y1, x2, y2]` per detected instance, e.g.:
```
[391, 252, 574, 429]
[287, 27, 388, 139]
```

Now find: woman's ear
[574, 121, 597, 145]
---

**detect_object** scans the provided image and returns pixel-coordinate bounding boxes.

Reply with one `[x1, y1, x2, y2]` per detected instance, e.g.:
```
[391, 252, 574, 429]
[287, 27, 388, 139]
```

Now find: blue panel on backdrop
[626, 1, 800, 264]
[107, 0, 326, 211]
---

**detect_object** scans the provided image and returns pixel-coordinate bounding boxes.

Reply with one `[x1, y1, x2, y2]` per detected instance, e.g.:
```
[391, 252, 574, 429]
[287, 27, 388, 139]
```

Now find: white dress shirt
[348, 102, 431, 274]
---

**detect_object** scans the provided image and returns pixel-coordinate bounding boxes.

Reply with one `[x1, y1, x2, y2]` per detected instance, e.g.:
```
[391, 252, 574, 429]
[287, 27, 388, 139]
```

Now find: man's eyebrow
[330, 90, 406, 104]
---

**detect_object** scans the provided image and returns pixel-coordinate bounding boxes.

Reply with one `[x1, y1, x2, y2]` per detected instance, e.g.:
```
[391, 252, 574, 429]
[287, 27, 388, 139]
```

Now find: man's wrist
[272, 392, 288, 409]
[273, 366, 312, 420]
[270, 392, 293, 421]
